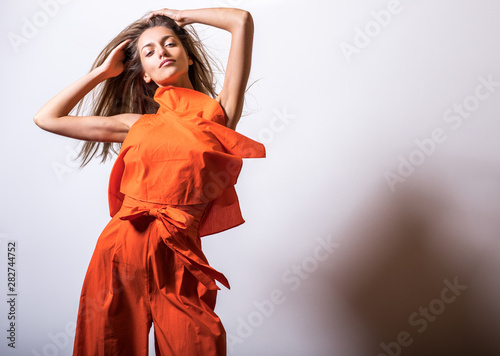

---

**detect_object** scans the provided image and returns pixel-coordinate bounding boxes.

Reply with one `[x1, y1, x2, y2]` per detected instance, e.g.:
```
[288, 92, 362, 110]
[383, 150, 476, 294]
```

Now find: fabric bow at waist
[119, 204, 230, 290]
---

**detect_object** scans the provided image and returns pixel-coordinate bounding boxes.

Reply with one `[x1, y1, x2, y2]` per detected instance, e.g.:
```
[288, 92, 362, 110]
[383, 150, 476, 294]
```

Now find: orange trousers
[72, 195, 228, 356]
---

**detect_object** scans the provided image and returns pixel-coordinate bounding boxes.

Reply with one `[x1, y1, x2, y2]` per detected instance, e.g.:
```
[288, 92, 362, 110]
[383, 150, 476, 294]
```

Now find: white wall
[1, 0, 500, 355]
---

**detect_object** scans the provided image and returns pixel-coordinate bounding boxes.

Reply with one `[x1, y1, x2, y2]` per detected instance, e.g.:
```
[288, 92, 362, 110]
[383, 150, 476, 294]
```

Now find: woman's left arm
[149, 8, 254, 130]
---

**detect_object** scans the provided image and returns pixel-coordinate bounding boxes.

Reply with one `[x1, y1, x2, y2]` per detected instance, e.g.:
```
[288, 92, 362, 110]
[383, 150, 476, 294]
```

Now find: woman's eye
[144, 42, 175, 56]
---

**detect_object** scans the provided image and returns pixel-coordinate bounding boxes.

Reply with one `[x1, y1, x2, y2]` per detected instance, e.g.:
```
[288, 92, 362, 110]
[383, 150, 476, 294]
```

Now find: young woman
[34, 7, 265, 356]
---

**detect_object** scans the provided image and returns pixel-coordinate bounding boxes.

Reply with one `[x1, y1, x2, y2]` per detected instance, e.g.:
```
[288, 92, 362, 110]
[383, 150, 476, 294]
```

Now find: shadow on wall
[321, 157, 500, 356]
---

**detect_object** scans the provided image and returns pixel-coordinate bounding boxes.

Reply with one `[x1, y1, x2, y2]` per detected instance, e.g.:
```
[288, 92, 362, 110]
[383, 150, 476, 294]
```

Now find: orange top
[108, 86, 266, 237]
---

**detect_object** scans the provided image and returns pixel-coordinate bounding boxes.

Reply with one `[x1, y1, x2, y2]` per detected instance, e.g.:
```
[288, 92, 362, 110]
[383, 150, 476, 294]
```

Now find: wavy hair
[75, 14, 220, 167]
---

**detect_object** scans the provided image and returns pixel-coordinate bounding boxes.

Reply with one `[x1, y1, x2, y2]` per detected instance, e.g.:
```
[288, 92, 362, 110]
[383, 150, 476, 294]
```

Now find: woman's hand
[98, 39, 131, 79]
[148, 7, 254, 129]
[147, 9, 191, 27]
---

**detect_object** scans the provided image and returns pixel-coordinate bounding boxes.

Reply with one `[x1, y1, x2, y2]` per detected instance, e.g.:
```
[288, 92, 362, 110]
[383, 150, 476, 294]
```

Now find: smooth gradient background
[1, 0, 500, 355]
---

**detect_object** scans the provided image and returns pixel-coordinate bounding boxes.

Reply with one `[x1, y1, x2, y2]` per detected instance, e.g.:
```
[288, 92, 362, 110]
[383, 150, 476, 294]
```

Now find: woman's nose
[158, 46, 169, 57]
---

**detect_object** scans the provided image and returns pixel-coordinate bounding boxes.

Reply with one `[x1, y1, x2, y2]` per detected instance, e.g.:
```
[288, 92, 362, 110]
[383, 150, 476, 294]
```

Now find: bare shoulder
[115, 113, 143, 129]
[215, 92, 240, 130]
[214, 93, 234, 129]
[34, 112, 146, 143]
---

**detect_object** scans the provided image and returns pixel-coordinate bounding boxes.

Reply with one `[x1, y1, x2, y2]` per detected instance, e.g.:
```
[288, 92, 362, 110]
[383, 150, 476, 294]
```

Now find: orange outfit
[72, 86, 265, 356]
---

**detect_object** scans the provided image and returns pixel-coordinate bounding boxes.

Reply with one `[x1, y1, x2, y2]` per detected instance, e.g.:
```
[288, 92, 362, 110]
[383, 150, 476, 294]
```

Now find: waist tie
[119, 202, 230, 290]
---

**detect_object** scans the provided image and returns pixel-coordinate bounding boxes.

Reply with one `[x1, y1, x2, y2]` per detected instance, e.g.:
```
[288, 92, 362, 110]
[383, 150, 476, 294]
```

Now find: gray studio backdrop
[1, 0, 500, 355]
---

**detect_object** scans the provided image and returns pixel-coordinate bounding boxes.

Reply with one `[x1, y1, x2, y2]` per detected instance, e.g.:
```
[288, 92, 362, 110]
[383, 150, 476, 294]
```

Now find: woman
[34, 7, 265, 356]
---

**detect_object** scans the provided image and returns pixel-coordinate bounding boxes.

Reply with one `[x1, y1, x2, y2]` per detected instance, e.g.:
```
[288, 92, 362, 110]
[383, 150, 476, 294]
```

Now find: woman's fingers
[147, 9, 171, 20]
[100, 39, 132, 78]
[108, 40, 128, 63]
[147, 8, 185, 26]
[113, 39, 131, 53]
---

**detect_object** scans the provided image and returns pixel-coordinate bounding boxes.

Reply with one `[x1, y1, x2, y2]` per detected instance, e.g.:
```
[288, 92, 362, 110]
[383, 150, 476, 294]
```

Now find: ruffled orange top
[108, 86, 266, 237]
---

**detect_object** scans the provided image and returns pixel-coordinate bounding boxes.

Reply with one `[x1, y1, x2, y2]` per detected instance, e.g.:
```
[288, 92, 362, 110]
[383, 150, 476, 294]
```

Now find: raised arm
[33, 40, 141, 142]
[149, 8, 254, 130]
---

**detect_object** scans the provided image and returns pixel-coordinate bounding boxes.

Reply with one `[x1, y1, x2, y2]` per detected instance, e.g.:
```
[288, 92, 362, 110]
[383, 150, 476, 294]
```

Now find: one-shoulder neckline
[154, 85, 224, 116]
[155, 85, 216, 102]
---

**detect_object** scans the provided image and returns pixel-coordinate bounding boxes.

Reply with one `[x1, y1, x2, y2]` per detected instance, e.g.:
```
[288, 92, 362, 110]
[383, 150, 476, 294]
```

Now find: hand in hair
[147, 8, 190, 27]
[99, 39, 131, 79]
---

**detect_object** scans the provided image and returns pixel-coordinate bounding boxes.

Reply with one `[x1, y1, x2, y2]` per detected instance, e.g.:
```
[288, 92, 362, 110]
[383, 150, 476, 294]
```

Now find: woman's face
[137, 26, 193, 88]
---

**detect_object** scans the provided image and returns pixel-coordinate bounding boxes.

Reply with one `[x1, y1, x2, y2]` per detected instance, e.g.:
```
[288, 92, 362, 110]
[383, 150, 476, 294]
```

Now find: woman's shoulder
[112, 113, 146, 130]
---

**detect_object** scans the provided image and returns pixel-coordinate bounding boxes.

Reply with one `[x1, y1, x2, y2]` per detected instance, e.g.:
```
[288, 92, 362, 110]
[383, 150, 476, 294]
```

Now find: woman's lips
[160, 59, 175, 68]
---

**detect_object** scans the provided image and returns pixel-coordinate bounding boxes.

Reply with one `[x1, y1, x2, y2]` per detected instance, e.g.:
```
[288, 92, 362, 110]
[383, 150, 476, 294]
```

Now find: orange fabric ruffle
[108, 86, 265, 237]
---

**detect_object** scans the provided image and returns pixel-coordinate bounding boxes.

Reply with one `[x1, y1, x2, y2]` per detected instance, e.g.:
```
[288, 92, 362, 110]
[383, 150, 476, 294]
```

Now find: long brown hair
[75, 14, 220, 167]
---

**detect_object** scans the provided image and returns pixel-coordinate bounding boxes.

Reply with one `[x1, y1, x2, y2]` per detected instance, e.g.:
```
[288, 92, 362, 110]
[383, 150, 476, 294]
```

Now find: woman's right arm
[33, 40, 141, 143]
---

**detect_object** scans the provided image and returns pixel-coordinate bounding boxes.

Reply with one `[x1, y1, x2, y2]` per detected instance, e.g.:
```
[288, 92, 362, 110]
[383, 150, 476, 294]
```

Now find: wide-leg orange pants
[72, 195, 228, 356]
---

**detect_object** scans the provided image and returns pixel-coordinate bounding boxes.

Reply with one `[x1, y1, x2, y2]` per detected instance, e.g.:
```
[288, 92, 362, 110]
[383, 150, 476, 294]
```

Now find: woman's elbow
[231, 9, 252, 28]
[33, 114, 47, 129]
[241, 10, 253, 28]
[33, 115, 42, 128]
[33, 114, 53, 131]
